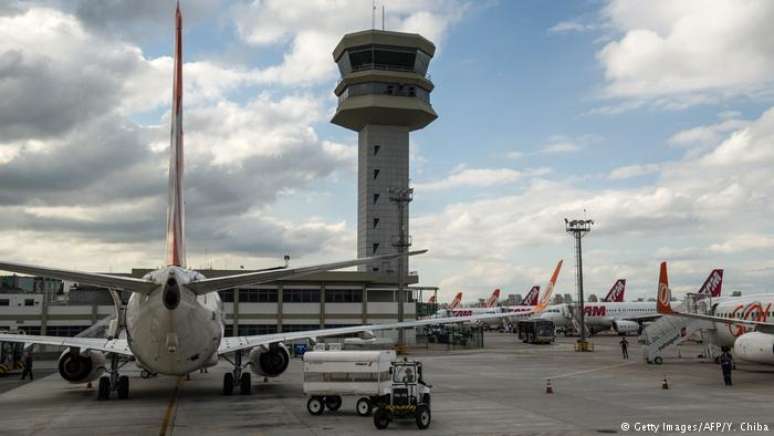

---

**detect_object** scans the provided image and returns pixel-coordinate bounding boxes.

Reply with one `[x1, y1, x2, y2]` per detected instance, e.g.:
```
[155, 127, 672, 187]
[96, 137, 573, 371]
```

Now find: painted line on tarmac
[548, 361, 637, 380]
[159, 376, 182, 436]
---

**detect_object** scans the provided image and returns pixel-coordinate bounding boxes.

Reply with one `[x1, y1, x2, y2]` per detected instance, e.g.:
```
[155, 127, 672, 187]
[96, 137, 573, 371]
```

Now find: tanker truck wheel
[307, 396, 325, 415]
[356, 397, 372, 416]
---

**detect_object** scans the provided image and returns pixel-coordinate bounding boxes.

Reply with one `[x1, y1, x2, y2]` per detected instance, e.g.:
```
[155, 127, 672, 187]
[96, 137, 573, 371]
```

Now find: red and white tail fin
[449, 292, 463, 310]
[696, 269, 723, 299]
[165, 3, 186, 267]
[603, 279, 626, 302]
[427, 295, 436, 304]
[657, 262, 674, 314]
[537, 260, 563, 311]
[522, 286, 540, 306]
[484, 289, 501, 308]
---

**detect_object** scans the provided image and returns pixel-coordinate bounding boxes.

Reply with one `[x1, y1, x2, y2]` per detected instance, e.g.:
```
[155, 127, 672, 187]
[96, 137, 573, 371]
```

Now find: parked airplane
[0, 5, 544, 400]
[601, 279, 626, 302]
[483, 288, 501, 308]
[657, 263, 774, 365]
[542, 271, 722, 335]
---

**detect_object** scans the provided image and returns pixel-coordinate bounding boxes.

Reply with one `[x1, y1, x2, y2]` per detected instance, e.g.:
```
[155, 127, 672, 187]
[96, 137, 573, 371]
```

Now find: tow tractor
[0, 331, 25, 376]
[372, 359, 432, 430]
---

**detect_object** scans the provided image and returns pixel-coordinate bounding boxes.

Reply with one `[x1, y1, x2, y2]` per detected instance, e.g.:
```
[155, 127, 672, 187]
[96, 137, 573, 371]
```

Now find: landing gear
[97, 353, 129, 400]
[240, 373, 251, 395]
[223, 350, 251, 396]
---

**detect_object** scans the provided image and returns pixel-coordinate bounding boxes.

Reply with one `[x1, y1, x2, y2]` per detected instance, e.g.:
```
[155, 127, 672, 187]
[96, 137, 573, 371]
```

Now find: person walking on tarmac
[619, 337, 629, 359]
[20, 351, 33, 381]
[720, 347, 734, 386]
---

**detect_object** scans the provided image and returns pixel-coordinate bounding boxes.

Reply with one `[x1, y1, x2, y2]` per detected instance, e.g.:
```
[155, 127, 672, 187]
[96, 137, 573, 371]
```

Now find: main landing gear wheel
[373, 408, 391, 430]
[117, 375, 129, 399]
[324, 395, 342, 412]
[356, 397, 372, 416]
[97, 376, 111, 400]
[654, 356, 664, 365]
[307, 396, 324, 415]
[415, 404, 431, 430]
[223, 372, 234, 395]
[239, 373, 251, 395]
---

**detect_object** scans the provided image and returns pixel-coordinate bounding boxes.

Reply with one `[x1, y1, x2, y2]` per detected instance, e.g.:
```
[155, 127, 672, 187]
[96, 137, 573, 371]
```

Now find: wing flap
[0, 261, 157, 294]
[0, 333, 133, 356]
[189, 250, 427, 295]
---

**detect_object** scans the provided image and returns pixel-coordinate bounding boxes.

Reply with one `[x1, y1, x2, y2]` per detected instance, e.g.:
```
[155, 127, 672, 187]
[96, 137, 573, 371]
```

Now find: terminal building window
[219, 289, 234, 302]
[325, 289, 363, 303]
[47, 325, 89, 337]
[19, 326, 41, 335]
[284, 289, 321, 303]
[239, 289, 278, 303]
[0, 299, 8, 306]
[283, 324, 323, 332]
[24, 299, 35, 306]
[238, 324, 278, 336]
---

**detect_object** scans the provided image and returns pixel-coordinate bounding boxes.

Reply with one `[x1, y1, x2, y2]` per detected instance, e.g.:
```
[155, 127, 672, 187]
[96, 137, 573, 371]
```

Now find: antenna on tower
[382, 5, 385, 30]
[372, 0, 376, 29]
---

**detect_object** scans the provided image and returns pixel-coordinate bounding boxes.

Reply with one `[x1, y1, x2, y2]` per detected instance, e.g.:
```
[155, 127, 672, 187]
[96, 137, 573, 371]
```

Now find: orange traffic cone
[662, 376, 669, 390]
[546, 379, 554, 394]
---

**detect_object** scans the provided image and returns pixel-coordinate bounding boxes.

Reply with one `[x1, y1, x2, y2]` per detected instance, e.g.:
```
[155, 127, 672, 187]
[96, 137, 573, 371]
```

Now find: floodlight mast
[390, 187, 413, 347]
[564, 218, 594, 346]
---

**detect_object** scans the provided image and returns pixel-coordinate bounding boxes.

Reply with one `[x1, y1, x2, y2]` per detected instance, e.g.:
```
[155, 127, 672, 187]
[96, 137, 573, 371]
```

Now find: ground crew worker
[619, 337, 629, 359]
[20, 351, 33, 380]
[720, 347, 733, 386]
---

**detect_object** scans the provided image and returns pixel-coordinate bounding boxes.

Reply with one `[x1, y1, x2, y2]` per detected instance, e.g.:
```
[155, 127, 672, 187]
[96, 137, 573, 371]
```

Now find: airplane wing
[0, 261, 157, 294]
[656, 262, 774, 334]
[188, 250, 427, 295]
[218, 259, 563, 354]
[0, 333, 133, 356]
[218, 309, 535, 355]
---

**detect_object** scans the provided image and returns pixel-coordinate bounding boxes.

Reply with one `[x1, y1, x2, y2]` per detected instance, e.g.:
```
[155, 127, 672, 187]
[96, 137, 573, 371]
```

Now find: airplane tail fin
[427, 295, 436, 304]
[657, 262, 674, 314]
[165, 3, 186, 267]
[603, 279, 626, 302]
[522, 286, 539, 306]
[537, 260, 563, 310]
[485, 289, 500, 308]
[697, 269, 723, 299]
[449, 292, 463, 310]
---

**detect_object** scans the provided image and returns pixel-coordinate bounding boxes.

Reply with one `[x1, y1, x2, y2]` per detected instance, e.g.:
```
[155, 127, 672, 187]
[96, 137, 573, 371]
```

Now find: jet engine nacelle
[248, 343, 289, 377]
[612, 320, 640, 335]
[57, 349, 106, 384]
[734, 332, 774, 364]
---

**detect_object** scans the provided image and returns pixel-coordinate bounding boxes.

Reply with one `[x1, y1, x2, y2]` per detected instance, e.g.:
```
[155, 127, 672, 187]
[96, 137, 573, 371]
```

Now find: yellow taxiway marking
[159, 376, 183, 436]
[548, 361, 637, 380]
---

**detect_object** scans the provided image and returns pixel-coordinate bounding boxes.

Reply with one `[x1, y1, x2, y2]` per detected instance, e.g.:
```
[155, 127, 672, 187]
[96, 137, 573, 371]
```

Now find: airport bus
[517, 320, 556, 344]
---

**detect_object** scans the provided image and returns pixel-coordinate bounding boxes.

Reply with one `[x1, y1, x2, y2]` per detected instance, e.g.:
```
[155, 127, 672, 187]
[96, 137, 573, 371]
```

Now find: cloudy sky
[2, 0, 774, 302]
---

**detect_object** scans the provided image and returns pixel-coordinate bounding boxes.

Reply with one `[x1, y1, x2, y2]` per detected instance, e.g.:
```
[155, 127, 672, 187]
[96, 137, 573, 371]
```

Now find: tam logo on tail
[522, 286, 540, 306]
[697, 269, 723, 299]
[427, 295, 436, 304]
[484, 289, 501, 308]
[449, 292, 463, 310]
[603, 279, 626, 302]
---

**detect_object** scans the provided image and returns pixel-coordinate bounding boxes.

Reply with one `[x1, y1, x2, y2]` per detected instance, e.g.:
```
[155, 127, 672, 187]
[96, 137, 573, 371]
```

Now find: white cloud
[597, 0, 774, 105]
[549, 21, 594, 33]
[541, 141, 580, 154]
[668, 117, 749, 149]
[608, 163, 661, 180]
[414, 167, 525, 192]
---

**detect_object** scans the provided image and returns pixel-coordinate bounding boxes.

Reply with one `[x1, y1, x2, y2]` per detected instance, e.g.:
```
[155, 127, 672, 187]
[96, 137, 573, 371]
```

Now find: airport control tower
[331, 30, 437, 275]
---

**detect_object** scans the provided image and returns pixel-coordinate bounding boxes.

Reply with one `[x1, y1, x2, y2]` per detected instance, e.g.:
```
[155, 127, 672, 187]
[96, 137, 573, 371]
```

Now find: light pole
[389, 187, 413, 347]
[565, 218, 593, 351]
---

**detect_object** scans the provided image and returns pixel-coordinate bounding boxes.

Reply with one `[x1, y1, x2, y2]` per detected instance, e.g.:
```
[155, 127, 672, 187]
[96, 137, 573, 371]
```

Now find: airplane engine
[57, 349, 105, 383]
[612, 320, 640, 335]
[734, 332, 774, 364]
[248, 343, 289, 377]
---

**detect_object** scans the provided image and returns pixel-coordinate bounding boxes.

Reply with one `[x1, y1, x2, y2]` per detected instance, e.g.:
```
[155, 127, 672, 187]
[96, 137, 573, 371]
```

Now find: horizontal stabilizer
[0, 261, 157, 294]
[187, 250, 428, 294]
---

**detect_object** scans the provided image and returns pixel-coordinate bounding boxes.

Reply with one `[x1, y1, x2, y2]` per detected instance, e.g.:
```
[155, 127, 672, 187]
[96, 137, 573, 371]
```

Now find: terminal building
[0, 29, 440, 345]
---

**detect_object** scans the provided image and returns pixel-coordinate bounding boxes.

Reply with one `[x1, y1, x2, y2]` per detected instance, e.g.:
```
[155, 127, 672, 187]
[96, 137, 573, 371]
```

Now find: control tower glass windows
[338, 82, 430, 105]
[347, 46, 420, 74]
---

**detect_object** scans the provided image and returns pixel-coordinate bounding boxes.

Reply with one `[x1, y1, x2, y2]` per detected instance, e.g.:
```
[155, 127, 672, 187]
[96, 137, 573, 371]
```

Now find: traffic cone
[662, 376, 669, 390]
[546, 379, 554, 394]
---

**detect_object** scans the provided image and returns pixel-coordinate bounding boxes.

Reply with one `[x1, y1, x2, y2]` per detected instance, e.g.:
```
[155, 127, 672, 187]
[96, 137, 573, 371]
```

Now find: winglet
[657, 262, 674, 314]
[537, 260, 563, 311]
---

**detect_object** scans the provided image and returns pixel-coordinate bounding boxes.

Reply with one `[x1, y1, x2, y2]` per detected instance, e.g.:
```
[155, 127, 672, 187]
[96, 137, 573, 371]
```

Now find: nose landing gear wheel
[117, 375, 129, 399]
[239, 372, 251, 395]
[97, 376, 111, 400]
[223, 372, 234, 395]
[324, 395, 342, 412]
[356, 397, 372, 416]
[307, 396, 324, 415]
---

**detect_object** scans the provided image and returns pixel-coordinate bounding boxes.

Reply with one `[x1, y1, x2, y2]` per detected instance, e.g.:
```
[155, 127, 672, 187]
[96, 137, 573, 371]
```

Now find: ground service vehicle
[517, 319, 556, 344]
[303, 350, 396, 416]
[372, 359, 432, 430]
[0, 332, 24, 376]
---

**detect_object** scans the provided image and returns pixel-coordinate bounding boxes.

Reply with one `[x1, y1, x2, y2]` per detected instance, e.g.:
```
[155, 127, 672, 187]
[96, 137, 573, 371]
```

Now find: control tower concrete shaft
[332, 30, 437, 274]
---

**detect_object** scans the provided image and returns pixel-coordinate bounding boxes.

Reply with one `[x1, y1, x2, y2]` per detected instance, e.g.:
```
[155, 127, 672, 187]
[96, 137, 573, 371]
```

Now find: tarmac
[0, 333, 772, 436]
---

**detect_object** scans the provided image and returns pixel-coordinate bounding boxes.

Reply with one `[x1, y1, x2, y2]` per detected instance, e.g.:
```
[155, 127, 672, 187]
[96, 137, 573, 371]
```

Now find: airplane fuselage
[125, 266, 223, 375]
